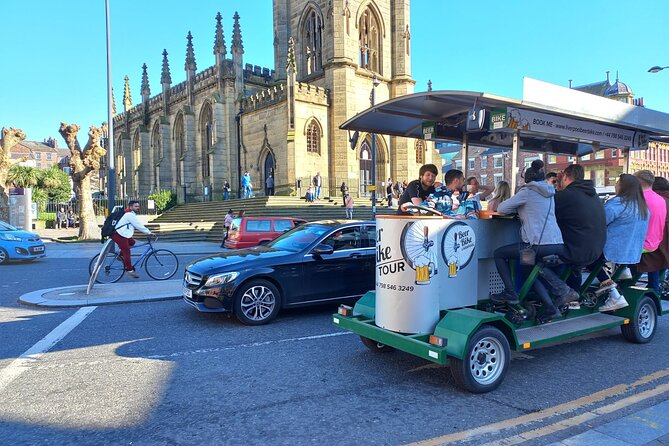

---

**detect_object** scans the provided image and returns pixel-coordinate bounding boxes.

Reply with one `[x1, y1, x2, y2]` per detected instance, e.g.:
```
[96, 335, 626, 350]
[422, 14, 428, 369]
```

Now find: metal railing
[44, 198, 159, 217]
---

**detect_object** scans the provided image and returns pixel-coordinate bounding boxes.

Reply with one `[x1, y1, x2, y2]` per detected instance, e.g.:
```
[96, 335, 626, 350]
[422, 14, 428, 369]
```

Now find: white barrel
[374, 216, 445, 334]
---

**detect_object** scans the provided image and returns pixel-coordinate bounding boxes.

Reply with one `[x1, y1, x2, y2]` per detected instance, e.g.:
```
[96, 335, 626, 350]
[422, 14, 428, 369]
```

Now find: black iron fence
[44, 198, 159, 217]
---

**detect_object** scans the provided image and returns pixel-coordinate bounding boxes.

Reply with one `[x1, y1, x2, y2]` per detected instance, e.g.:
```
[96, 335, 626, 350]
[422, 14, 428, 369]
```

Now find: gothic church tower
[273, 0, 420, 191]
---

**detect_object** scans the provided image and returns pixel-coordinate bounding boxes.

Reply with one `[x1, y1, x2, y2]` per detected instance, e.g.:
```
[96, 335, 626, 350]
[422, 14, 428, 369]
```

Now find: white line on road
[0, 306, 97, 393]
[147, 331, 353, 359]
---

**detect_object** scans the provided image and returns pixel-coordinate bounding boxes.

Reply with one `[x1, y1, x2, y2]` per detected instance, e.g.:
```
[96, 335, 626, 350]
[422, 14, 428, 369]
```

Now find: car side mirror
[312, 244, 334, 256]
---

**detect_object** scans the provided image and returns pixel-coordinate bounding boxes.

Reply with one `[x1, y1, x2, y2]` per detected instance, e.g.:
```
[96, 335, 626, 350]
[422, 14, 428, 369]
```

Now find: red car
[224, 216, 306, 249]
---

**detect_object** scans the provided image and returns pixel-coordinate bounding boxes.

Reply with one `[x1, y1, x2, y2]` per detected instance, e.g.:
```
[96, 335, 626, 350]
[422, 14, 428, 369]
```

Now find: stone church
[111, 0, 438, 203]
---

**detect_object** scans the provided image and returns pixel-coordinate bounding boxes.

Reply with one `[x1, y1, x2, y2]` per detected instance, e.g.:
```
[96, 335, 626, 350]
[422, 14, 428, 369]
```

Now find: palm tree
[8, 165, 39, 188]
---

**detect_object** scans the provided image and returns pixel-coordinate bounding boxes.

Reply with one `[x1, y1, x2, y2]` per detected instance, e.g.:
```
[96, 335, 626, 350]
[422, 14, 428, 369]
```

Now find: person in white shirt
[111, 200, 153, 278]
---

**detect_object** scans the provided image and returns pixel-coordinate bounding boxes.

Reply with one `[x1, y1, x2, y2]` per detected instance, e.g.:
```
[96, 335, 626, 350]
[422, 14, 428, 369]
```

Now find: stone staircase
[146, 195, 397, 242]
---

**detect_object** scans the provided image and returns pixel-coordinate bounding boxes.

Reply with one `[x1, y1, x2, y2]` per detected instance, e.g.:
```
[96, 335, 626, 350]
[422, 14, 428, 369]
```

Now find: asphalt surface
[2, 239, 669, 445]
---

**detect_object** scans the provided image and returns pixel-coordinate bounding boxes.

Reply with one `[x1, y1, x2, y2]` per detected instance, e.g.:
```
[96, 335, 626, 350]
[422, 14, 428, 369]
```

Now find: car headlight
[204, 272, 239, 287]
[0, 233, 21, 242]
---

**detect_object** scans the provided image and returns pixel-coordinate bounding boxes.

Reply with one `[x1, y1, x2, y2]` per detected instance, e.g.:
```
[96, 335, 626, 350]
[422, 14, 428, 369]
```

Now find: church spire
[112, 87, 117, 116]
[213, 12, 227, 57]
[123, 75, 132, 112]
[286, 37, 296, 74]
[161, 49, 172, 86]
[185, 31, 197, 72]
[141, 63, 151, 101]
[232, 11, 244, 54]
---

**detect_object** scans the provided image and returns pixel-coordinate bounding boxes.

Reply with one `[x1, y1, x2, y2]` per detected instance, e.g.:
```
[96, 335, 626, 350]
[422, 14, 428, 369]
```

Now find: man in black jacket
[552, 163, 607, 300]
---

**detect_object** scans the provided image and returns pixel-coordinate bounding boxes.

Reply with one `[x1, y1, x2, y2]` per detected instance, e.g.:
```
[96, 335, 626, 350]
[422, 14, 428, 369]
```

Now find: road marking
[0, 306, 97, 393]
[407, 367, 669, 446]
[480, 381, 669, 446]
[146, 331, 353, 359]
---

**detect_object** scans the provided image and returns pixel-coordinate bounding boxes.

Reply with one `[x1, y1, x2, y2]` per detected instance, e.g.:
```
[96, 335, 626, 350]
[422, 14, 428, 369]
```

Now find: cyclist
[111, 200, 154, 278]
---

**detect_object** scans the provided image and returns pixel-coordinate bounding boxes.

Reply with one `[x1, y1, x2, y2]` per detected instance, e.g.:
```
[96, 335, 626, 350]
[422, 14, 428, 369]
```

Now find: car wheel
[450, 325, 510, 393]
[233, 279, 281, 325]
[0, 248, 8, 264]
[621, 296, 657, 344]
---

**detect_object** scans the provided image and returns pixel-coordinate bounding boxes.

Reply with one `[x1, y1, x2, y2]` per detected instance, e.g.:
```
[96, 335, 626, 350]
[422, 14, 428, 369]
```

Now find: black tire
[0, 247, 8, 264]
[144, 249, 179, 280]
[233, 279, 281, 325]
[621, 296, 657, 344]
[450, 326, 510, 393]
[360, 336, 395, 353]
[93, 252, 125, 284]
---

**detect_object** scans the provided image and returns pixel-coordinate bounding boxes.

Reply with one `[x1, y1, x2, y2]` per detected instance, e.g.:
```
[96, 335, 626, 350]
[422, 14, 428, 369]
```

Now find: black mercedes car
[183, 220, 376, 325]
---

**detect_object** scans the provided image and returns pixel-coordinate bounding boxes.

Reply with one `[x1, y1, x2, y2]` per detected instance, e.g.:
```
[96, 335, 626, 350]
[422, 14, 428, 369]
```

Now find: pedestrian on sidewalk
[386, 178, 393, 208]
[242, 171, 254, 199]
[313, 172, 322, 200]
[266, 174, 274, 196]
[223, 180, 231, 200]
[340, 182, 348, 206]
[111, 200, 154, 278]
[221, 209, 234, 248]
[345, 193, 354, 219]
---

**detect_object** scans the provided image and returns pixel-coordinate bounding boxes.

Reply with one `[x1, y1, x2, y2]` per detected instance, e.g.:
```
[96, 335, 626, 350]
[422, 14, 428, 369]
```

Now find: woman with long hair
[486, 180, 511, 212]
[597, 174, 649, 311]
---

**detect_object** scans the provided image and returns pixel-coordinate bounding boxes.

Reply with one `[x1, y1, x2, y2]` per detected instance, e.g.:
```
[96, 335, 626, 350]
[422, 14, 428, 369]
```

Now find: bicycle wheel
[145, 249, 179, 280]
[95, 252, 125, 283]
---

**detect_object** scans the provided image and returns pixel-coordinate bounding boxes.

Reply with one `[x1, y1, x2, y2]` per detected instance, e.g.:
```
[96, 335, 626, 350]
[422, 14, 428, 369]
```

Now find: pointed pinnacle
[214, 12, 227, 56]
[161, 49, 172, 84]
[232, 11, 244, 53]
[185, 31, 197, 71]
[141, 63, 151, 97]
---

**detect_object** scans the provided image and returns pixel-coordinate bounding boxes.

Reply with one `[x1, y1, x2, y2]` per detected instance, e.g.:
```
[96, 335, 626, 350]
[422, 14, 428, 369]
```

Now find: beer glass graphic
[414, 255, 433, 285]
[508, 110, 521, 129]
[448, 256, 458, 278]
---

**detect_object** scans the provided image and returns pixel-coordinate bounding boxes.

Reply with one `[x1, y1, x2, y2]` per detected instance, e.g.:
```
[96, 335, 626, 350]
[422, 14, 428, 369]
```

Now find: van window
[273, 220, 293, 232]
[230, 218, 242, 231]
[246, 219, 271, 232]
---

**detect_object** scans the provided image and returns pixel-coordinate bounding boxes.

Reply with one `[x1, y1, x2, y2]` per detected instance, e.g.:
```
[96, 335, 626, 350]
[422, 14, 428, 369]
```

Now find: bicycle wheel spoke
[145, 250, 179, 280]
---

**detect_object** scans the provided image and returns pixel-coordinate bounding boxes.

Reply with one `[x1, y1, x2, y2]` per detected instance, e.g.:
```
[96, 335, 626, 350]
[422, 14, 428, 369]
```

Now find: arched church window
[132, 129, 141, 193]
[152, 122, 162, 190]
[358, 7, 382, 74]
[306, 120, 321, 154]
[415, 140, 425, 164]
[302, 8, 323, 76]
[200, 103, 213, 179]
[174, 113, 185, 185]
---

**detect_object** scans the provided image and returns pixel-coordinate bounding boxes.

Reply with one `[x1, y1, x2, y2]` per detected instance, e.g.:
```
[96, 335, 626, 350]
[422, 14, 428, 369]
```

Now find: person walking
[313, 172, 322, 200]
[386, 178, 393, 208]
[223, 180, 231, 200]
[340, 182, 348, 206]
[265, 174, 274, 196]
[221, 208, 234, 248]
[241, 171, 254, 199]
[111, 200, 154, 279]
[345, 193, 354, 219]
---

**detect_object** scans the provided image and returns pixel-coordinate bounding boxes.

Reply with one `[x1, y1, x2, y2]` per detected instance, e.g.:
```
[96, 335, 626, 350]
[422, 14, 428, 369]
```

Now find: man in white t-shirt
[111, 200, 153, 278]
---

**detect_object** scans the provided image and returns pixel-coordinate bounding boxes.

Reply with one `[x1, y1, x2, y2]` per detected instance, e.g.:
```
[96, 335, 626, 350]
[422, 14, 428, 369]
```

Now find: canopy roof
[340, 88, 669, 156]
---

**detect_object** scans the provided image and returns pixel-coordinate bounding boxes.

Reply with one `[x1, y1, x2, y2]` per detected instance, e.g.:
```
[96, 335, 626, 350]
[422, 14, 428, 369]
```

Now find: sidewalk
[548, 400, 669, 445]
[19, 279, 183, 307]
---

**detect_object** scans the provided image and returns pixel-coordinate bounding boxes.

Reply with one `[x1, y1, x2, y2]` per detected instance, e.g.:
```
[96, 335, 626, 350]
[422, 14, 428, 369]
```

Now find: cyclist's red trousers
[111, 234, 136, 271]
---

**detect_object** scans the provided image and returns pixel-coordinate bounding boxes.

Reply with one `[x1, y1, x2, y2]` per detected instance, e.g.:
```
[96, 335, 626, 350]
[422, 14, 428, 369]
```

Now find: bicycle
[88, 237, 179, 284]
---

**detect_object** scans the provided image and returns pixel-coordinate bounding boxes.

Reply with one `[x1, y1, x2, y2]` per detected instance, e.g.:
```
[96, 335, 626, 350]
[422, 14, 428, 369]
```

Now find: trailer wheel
[360, 336, 394, 353]
[621, 296, 657, 344]
[450, 326, 510, 393]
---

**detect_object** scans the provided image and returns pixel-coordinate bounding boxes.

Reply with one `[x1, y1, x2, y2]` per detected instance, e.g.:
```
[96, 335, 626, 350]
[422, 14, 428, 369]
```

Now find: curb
[18, 281, 182, 308]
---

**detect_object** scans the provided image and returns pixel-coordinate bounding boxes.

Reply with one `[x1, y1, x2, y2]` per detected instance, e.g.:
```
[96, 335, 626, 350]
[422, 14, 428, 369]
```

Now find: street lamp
[105, 0, 115, 215]
[371, 74, 380, 219]
[235, 103, 243, 198]
[648, 66, 669, 73]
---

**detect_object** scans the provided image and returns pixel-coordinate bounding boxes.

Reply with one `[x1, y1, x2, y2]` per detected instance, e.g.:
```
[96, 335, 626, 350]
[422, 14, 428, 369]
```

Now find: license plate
[183, 287, 192, 299]
[33, 246, 44, 252]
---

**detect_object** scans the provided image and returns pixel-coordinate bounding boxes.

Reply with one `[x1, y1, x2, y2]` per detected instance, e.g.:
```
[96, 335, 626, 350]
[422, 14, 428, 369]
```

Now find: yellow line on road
[407, 367, 669, 446]
[480, 381, 669, 446]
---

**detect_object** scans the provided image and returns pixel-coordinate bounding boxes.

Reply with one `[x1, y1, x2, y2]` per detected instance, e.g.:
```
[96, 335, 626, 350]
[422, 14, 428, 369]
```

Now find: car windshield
[267, 223, 331, 252]
[0, 221, 17, 231]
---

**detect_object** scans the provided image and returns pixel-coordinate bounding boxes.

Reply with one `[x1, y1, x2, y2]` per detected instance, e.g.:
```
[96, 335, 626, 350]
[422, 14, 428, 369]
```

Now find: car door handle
[349, 253, 362, 258]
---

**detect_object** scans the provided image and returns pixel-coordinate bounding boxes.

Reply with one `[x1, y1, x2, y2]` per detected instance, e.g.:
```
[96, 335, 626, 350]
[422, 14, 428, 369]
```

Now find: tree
[8, 165, 39, 188]
[37, 166, 71, 203]
[0, 127, 27, 221]
[58, 123, 106, 240]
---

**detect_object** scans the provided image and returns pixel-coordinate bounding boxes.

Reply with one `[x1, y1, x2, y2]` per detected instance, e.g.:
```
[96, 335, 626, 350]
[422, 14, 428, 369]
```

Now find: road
[1, 244, 669, 445]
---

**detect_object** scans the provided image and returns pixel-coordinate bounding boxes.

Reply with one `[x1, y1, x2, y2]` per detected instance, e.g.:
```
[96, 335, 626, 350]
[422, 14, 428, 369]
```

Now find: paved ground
[0, 235, 669, 446]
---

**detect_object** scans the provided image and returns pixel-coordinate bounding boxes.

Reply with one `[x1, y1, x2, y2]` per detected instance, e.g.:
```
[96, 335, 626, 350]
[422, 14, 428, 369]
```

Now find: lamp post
[648, 66, 669, 73]
[371, 74, 380, 219]
[236, 103, 243, 198]
[105, 0, 115, 215]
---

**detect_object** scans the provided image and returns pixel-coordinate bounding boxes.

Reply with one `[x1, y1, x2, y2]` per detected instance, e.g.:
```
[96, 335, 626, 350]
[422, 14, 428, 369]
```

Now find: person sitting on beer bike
[397, 164, 439, 215]
[491, 165, 579, 323]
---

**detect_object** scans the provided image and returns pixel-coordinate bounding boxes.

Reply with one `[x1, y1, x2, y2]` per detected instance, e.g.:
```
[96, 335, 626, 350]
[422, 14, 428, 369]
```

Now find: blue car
[0, 220, 46, 264]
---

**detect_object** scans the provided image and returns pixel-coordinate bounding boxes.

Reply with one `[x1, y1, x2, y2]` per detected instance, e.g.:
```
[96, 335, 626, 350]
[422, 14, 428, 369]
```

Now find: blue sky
[2, 0, 668, 142]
